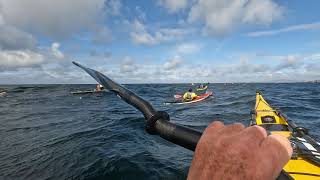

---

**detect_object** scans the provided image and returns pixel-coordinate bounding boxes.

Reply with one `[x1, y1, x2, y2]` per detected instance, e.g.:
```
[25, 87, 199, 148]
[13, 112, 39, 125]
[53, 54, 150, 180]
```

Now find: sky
[0, 0, 320, 84]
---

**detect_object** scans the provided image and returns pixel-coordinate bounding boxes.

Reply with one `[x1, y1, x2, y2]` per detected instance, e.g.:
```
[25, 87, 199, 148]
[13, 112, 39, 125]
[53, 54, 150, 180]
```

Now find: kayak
[250, 91, 320, 179]
[165, 91, 213, 105]
[196, 86, 208, 91]
[71, 89, 107, 95]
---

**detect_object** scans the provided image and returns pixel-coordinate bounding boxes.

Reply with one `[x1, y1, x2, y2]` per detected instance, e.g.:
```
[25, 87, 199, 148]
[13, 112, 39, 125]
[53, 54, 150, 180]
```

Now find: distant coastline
[306, 80, 320, 83]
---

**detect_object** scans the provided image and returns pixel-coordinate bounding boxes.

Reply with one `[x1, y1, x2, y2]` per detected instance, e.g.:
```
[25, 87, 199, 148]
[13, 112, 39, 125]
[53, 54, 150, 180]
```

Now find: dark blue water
[1, 83, 320, 180]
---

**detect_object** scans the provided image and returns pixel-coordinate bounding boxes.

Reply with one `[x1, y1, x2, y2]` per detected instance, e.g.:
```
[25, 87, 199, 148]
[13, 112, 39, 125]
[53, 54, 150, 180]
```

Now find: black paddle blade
[72, 61, 119, 91]
[72, 61, 156, 120]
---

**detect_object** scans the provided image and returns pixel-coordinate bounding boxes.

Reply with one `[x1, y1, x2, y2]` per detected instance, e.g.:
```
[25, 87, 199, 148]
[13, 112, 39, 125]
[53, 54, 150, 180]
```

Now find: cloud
[308, 54, 320, 61]
[158, 0, 189, 13]
[3, 51, 319, 84]
[0, 63, 80, 84]
[105, 0, 122, 16]
[130, 20, 156, 45]
[0, 25, 36, 50]
[90, 50, 98, 57]
[0, 0, 107, 38]
[0, 50, 44, 69]
[163, 55, 183, 70]
[51, 42, 64, 59]
[188, 0, 282, 36]
[130, 20, 192, 45]
[89, 50, 112, 58]
[176, 43, 201, 55]
[120, 56, 137, 73]
[270, 54, 320, 71]
[305, 63, 320, 73]
[247, 22, 320, 37]
[103, 51, 112, 58]
[261, 53, 320, 63]
[92, 26, 113, 44]
[0, 42, 69, 71]
[69, 52, 320, 83]
[135, 6, 146, 20]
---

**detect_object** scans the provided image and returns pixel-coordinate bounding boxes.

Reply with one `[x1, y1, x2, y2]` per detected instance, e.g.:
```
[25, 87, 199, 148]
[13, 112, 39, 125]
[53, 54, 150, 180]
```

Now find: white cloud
[0, 42, 70, 72]
[158, 0, 189, 13]
[135, 6, 146, 20]
[163, 55, 183, 70]
[188, 0, 282, 36]
[120, 56, 137, 73]
[2, 51, 319, 84]
[0, 25, 36, 50]
[0, 0, 107, 38]
[105, 0, 122, 16]
[247, 22, 320, 37]
[130, 20, 157, 45]
[261, 53, 320, 63]
[308, 54, 320, 61]
[176, 43, 201, 55]
[51, 42, 64, 59]
[130, 20, 192, 45]
[0, 50, 44, 69]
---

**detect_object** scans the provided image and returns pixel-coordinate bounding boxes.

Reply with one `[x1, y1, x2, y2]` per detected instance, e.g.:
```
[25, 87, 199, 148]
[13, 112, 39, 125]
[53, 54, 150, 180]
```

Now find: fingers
[260, 134, 293, 178]
[239, 125, 267, 145]
[215, 123, 245, 136]
[204, 121, 245, 137]
[263, 134, 293, 159]
[203, 121, 225, 134]
[274, 134, 292, 156]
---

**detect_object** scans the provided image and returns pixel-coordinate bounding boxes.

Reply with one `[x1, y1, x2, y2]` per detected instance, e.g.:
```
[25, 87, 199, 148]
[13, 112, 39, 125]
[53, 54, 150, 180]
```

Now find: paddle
[73, 61, 290, 179]
[279, 112, 320, 150]
[73, 61, 202, 151]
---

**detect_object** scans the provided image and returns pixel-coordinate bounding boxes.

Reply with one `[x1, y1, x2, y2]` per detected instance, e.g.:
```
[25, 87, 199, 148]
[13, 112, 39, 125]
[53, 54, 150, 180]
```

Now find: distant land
[306, 80, 320, 83]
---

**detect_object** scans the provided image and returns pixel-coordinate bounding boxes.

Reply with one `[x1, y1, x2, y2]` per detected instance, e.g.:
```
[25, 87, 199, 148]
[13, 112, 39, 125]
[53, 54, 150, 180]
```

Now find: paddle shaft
[73, 61, 202, 151]
[155, 119, 202, 151]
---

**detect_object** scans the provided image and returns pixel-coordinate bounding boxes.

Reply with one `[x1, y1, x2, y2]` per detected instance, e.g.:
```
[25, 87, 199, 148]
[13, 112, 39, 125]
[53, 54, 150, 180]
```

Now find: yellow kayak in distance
[250, 91, 320, 179]
[196, 85, 208, 91]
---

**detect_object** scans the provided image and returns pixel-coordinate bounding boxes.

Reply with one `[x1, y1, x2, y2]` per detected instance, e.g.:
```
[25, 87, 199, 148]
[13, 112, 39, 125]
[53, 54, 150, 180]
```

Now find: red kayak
[166, 91, 213, 105]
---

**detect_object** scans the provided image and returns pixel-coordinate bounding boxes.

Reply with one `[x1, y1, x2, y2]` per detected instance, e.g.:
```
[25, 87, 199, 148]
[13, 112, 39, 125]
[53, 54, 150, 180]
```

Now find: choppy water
[0, 83, 320, 180]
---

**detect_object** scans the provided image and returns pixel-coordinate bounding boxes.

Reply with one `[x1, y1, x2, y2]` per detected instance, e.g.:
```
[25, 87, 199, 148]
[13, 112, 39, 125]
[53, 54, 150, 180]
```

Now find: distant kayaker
[183, 88, 197, 101]
[188, 121, 292, 180]
[96, 84, 104, 91]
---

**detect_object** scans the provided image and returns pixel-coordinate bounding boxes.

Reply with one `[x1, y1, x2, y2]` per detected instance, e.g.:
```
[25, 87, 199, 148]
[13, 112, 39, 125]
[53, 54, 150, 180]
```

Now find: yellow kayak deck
[251, 92, 320, 179]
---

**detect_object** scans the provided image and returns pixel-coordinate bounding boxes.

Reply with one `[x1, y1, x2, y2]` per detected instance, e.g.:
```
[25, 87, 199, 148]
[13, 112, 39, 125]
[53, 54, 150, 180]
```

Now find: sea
[0, 83, 319, 180]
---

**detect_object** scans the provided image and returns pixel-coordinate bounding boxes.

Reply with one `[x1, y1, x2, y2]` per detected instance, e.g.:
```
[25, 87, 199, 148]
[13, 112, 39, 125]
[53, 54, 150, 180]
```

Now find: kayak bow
[250, 91, 320, 179]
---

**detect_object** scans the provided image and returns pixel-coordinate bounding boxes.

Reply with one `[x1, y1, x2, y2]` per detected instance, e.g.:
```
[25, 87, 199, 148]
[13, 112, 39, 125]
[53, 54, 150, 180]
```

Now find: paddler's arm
[187, 121, 292, 180]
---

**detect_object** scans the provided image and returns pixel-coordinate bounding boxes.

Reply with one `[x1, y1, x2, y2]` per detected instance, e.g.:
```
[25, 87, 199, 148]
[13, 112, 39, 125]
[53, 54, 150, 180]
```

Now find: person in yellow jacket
[183, 88, 197, 101]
